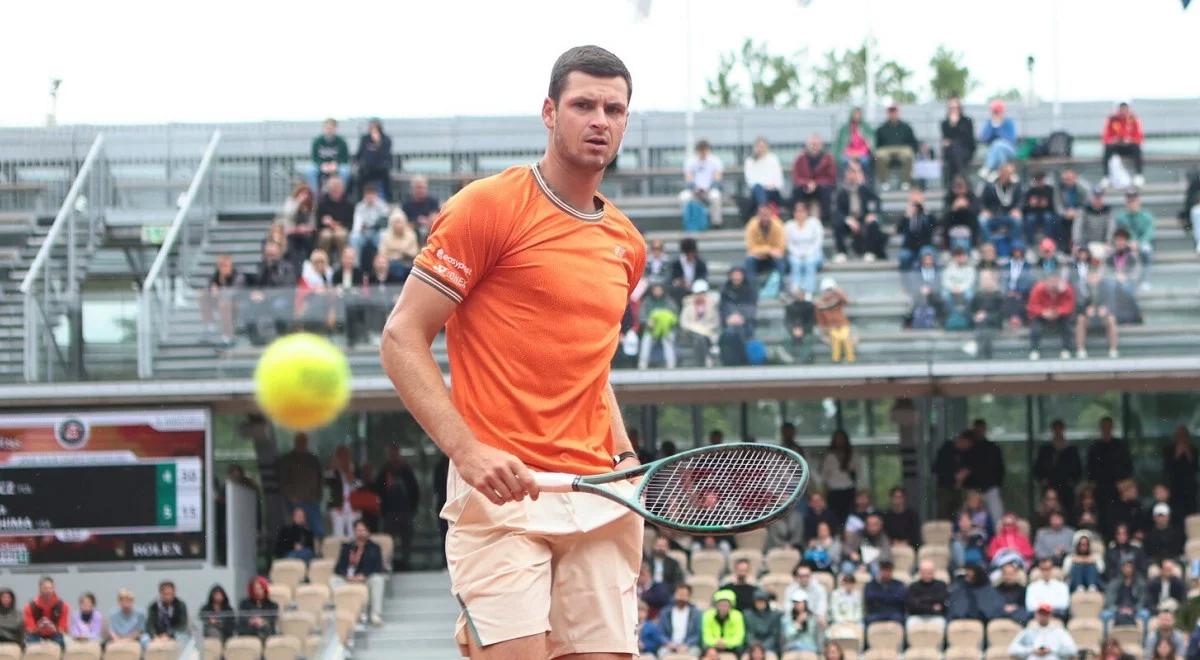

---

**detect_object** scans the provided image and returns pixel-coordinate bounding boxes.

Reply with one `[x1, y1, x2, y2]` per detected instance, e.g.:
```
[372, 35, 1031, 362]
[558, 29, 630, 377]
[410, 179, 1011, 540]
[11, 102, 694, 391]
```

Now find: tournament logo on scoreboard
[54, 418, 89, 450]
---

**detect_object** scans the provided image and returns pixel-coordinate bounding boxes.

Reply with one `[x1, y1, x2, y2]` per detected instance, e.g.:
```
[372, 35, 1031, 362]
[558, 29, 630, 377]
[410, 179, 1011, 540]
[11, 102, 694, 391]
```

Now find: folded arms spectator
[874, 103, 919, 190]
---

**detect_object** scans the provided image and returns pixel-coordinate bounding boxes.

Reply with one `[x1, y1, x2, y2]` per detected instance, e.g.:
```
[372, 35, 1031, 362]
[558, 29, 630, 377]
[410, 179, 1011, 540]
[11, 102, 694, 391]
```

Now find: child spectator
[815, 278, 854, 363]
[67, 593, 102, 644]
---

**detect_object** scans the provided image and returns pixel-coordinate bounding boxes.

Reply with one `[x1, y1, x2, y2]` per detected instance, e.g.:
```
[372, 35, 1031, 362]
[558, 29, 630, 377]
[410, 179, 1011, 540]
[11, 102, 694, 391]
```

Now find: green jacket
[311, 135, 350, 166]
[701, 608, 746, 651]
[875, 119, 918, 151]
[742, 607, 782, 653]
[1115, 209, 1155, 244]
[834, 118, 875, 159]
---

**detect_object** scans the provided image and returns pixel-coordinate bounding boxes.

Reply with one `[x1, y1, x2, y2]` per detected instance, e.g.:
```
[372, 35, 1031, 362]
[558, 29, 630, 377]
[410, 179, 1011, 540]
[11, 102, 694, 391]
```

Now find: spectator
[0, 588, 20, 648]
[1107, 228, 1143, 294]
[904, 246, 942, 300]
[720, 267, 758, 345]
[720, 559, 758, 611]
[280, 185, 317, 270]
[401, 175, 440, 243]
[1105, 523, 1148, 582]
[1088, 417, 1134, 524]
[932, 430, 976, 519]
[658, 584, 702, 657]
[276, 433, 324, 539]
[941, 246, 976, 307]
[1101, 102, 1146, 189]
[792, 134, 837, 221]
[980, 162, 1023, 243]
[1111, 479, 1147, 540]
[296, 248, 337, 333]
[353, 118, 393, 201]
[783, 566, 828, 627]
[896, 198, 936, 272]
[905, 560, 948, 633]
[1115, 189, 1155, 287]
[832, 164, 885, 263]
[679, 281, 720, 367]
[1145, 503, 1185, 564]
[243, 240, 297, 345]
[1147, 560, 1187, 614]
[995, 562, 1031, 624]
[1026, 556, 1071, 617]
[23, 577, 67, 647]
[943, 175, 983, 253]
[1065, 535, 1105, 592]
[237, 577, 277, 642]
[815, 278, 855, 363]
[804, 520, 842, 573]
[326, 445, 361, 538]
[833, 107, 874, 179]
[782, 286, 816, 365]
[744, 137, 784, 208]
[988, 512, 1034, 565]
[948, 564, 1004, 622]
[636, 600, 666, 657]
[844, 489, 880, 536]
[1074, 266, 1121, 359]
[1099, 638, 1136, 660]
[1022, 170, 1062, 250]
[200, 254, 245, 347]
[940, 96, 977, 185]
[1185, 169, 1200, 253]
[977, 242, 1001, 274]
[332, 520, 386, 626]
[331, 246, 370, 345]
[679, 139, 724, 228]
[1000, 242, 1034, 324]
[1008, 603, 1078, 660]
[972, 418, 1006, 522]
[701, 590, 745, 656]
[743, 589, 782, 656]
[978, 99, 1017, 178]
[646, 537, 685, 591]
[743, 203, 787, 286]
[864, 560, 906, 624]
[67, 593, 101, 644]
[350, 183, 390, 268]
[1073, 186, 1116, 260]
[1149, 484, 1174, 532]
[1034, 420, 1082, 513]
[637, 561, 672, 616]
[377, 209, 419, 279]
[315, 176, 353, 258]
[1145, 606, 1186, 660]
[1165, 427, 1198, 521]
[785, 201, 824, 296]
[825, 574, 860, 627]
[1054, 169, 1089, 245]
[804, 492, 841, 540]
[669, 238, 709, 304]
[969, 270, 1005, 359]
[306, 118, 351, 194]
[275, 505, 316, 561]
[846, 513, 892, 576]
[643, 238, 670, 285]
[883, 487, 921, 547]
[1026, 269, 1075, 360]
[637, 282, 679, 370]
[1103, 559, 1150, 629]
[819, 430, 862, 522]
[198, 586, 235, 642]
[107, 589, 147, 647]
[375, 446, 420, 570]
[145, 580, 188, 642]
[1035, 511, 1075, 565]
[780, 594, 823, 654]
[1036, 237, 1067, 279]
[874, 103, 918, 190]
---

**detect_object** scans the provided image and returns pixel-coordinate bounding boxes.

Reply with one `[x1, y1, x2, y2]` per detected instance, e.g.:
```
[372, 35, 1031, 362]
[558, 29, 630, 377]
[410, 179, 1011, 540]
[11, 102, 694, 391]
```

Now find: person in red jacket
[23, 576, 68, 647]
[792, 134, 837, 222]
[1026, 269, 1076, 360]
[986, 512, 1035, 565]
[1101, 102, 1145, 188]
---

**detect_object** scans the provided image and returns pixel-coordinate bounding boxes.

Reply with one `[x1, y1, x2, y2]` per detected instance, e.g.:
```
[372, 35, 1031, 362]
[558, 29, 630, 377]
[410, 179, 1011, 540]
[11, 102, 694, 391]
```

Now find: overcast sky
[1, 0, 1195, 127]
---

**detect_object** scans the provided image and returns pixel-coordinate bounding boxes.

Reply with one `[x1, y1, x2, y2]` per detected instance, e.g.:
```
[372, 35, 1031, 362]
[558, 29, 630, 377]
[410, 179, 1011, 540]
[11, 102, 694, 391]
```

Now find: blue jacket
[980, 118, 1017, 146]
[864, 579, 907, 623]
[639, 620, 668, 655]
[657, 604, 702, 649]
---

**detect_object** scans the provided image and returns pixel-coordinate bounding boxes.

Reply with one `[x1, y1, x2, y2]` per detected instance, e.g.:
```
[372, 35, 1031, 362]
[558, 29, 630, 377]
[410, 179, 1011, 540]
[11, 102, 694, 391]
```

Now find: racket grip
[533, 472, 578, 493]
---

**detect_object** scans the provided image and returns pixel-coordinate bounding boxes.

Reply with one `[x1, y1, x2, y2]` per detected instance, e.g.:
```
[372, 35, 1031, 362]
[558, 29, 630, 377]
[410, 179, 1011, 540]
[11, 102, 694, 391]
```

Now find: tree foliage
[702, 52, 743, 109]
[807, 40, 916, 105]
[702, 39, 802, 109]
[928, 45, 976, 101]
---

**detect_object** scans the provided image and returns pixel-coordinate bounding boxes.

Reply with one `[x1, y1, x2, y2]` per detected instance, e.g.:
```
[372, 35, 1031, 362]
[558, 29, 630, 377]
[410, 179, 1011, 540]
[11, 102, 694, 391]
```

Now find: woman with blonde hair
[378, 209, 418, 277]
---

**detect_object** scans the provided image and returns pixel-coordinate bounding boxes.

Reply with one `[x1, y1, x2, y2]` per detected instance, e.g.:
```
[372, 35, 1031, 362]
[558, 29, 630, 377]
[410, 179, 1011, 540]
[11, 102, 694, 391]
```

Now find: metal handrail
[142, 129, 221, 289]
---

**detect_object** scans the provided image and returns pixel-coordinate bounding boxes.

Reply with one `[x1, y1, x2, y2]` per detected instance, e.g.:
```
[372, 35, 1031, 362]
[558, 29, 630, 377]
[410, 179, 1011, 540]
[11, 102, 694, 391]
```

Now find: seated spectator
[780, 594, 823, 654]
[792, 134, 837, 221]
[637, 561, 672, 616]
[1103, 559, 1150, 629]
[306, 118, 351, 195]
[941, 246, 976, 306]
[23, 577, 67, 647]
[828, 573, 862, 627]
[280, 184, 317, 271]
[1108, 228, 1143, 294]
[782, 286, 816, 365]
[785, 202, 824, 296]
[969, 270, 1005, 359]
[295, 249, 337, 333]
[844, 489, 879, 536]
[330, 246, 369, 345]
[1026, 556, 1071, 618]
[1145, 503, 1184, 564]
[146, 580, 189, 642]
[362, 252, 402, 336]
[948, 564, 1004, 622]
[1035, 511, 1075, 565]
[1115, 189, 1154, 286]
[107, 589, 147, 647]
[315, 176, 353, 258]
[679, 139, 724, 229]
[401, 175, 440, 243]
[943, 176, 983, 253]
[1065, 535, 1105, 592]
[940, 96, 977, 184]
[1101, 102, 1146, 189]
[834, 107, 874, 179]
[643, 238, 670, 286]
[349, 183, 390, 268]
[988, 512, 1034, 566]
[1026, 269, 1076, 360]
[815, 278, 855, 363]
[378, 209, 418, 278]
[896, 198, 936, 271]
[1000, 242, 1034, 325]
[201, 254, 245, 347]
[1054, 169, 1089, 245]
[353, 118, 393, 201]
[657, 584, 702, 658]
[0, 589, 19, 648]
[832, 164, 885, 263]
[669, 238, 708, 304]
[1074, 266, 1121, 359]
[744, 137, 784, 208]
[743, 589, 782, 656]
[846, 513, 891, 576]
[1105, 523, 1148, 582]
[332, 520, 387, 626]
[804, 492, 841, 540]
[637, 282, 679, 370]
[198, 586, 235, 642]
[719, 266, 758, 340]
[647, 537, 685, 590]
[679, 281, 720, 367]
[1073, 186, 1116, 260]
[1008, 603, 1078, 660]
[883, 486, 921, 547]
[1021, 170, 1062, 250]
[743, 203, 787, 286]
[701, 590, 745, 656]
[874, 103, 918, 191]
[1147, 560, 1186, 614]
[804, 521, 842, 573]
[1075, 487, 1102, 533]
[905, 560, 949, 633]
[786, 565, 829, 626]
[1144, 605, 1186, 660]
[951, 512, 989, 573]
[977, 242, 1001, 273]
[904, 246, 942, 299]
[275, 506, 316, 561]
[995, 562, 1031, 625]
[244, 240, 297, 345]
[237, 577, 277, 642]
[720, 559, 758, 611]
[978, 99, 1018, 178]
[67, 593, 102, 644]
[1111, 479, 1147, 539]
[636, 600, 666, 657]
[1036, 237, 1066, 279]
[863, 560, 906, 624]
[980, 163, 1023, 247]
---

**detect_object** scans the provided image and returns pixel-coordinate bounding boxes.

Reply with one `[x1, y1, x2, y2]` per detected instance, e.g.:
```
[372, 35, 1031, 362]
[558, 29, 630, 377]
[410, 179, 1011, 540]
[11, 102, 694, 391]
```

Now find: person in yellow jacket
[701, 589, 746, 656]
[743, 203, 787, 287]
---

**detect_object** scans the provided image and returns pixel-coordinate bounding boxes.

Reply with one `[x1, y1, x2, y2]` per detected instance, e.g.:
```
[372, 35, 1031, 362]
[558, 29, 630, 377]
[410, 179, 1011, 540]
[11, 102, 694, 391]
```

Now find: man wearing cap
[1115, 188, 1155, 288]
[679, 280, 720, 367]
[1026, 269, 1076, 360]
[1008, 603, 1078, 660]
[1144, 603, 1186, 659]
[874, 103, 919, 191]
[785, 565, 829, 625]
[1073, 187, 1116, 260]
[700, 589, 745, 656]
[742, 589, 782, 656]
[1145, 502, 1185, 564]
[864, 560, 907, 625]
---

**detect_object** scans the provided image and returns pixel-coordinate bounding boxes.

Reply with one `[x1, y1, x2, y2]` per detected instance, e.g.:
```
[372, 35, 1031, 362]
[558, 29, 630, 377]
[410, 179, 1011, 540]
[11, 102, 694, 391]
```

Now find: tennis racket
[533, 443, 809, 534]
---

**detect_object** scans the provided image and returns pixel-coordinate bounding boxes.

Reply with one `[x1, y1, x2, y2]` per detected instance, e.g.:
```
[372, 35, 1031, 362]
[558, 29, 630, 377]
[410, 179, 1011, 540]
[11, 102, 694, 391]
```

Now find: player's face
[544, 72, 629, 172]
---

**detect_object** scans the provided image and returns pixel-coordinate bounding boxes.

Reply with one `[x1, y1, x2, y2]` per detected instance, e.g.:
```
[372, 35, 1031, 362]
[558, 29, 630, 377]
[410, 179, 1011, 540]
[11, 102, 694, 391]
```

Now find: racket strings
[640, 447, 806, 530]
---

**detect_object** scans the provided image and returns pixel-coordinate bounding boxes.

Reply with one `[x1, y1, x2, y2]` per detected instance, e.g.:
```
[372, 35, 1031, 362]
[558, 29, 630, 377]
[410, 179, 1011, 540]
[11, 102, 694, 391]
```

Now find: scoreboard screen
[0, 409, 207, 565]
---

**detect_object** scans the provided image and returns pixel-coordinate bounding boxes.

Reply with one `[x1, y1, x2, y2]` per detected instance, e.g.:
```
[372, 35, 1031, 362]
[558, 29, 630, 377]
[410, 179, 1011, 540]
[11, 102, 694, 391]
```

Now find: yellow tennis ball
[254, 333, 351, 431]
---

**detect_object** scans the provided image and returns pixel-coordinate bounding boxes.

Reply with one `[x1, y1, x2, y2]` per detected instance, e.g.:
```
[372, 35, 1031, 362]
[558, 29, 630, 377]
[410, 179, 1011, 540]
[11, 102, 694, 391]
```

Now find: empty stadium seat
[735, 527, 768, 553]
[890, 543, 915, 576]
[903, 649, 941, 660]
[1070, 590, 1104, 619]
[62, 642, 101, 660]
[23, 643, 63, 660]
[765, 547, 801, 575]
[813, 571, 835, 595]
[321, 536, 348, 560]
[906, 619, 945, 650]
[100, 641, 141, 660]
[295, 583, 332, 614]
[826, 622, 864, 653]
[691, 549, 727, 577]
[0, 644, 19, 660]
[758, 572, 793, 604]
[335, 611, 357, 644]
[866, 620, 903, 652]
[780, 653, 817, 660]
[1186, 539, 1200, 562]
[144, 639, 179, 660]
[264, 634, 302, 660]
[304, 635, 323, 659]
[687, 575, 718, 607]
[667, 549, 691, 575]
[269, 582, 294, 609]
[307, 558, 336, 586]
[1068, 617, 1103, 655]
[985, 647, 1013, 660]
[279, 610, 318, 644]
[862, 650, 892, 660]
[1109, 624, 1141, 649]
[224, 636, 265, 660]
[947, 619, 984, 649]
[922, 520, 953, 547]
[986, 618, 1022, 650]
[944, 645, 981, 660]
[729, 548, 764, 575]
[333, 582, 369, 618]
[270, 558, 307, 590]
[917, 545, 950, 572]
[202, 637, 223, 660]
[370, 533, 394, 571]
[1186, 513, 1200, 540]
[660, 655, 694, 660]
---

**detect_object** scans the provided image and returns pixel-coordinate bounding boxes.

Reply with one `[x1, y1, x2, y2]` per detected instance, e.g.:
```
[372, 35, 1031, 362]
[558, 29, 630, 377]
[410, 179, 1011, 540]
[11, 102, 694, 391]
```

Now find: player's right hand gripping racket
[533, 443, 809, 535]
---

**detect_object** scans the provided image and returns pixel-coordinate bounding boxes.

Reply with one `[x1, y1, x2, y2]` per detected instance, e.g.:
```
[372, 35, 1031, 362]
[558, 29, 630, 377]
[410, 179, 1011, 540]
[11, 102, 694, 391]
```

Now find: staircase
[357, 572, 460, 660]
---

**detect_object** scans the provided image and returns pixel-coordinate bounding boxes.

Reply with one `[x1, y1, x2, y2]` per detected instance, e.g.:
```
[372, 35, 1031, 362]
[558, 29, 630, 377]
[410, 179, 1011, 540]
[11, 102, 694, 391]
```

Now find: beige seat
[891, 543, 916, 576]
[100, 641, 141, 660]
[866, 620, 903, 653]
[270, 558, 308, 591]
[667, 549, 691, 575]
[944, 646, 981, 660]
[269, 582, 294, 609]
[986, 617, 1022, 650]
[904, 650, 941, 660]
[947, 619, 984, 649]
[1186, 539, 1200, 562]
[202, 637, 223, 660]
[1016, 518, 1031, 540]
[23, 644, 63, 660]
[1070, 590, 1104, 619]
[1109, 624, 1141, 649]
[736, 527, 768, 553]
[264, 635, 302, 660]
[224, 636, 265, 660]
[813, 571, 835, 595]
[917, 545, 950, 572]
[758, 573, 793, 605]
[279, 610, 318, 644]
[304, 635, 323, 659]
[370, 533, 395, 571]
[826, 622, 863, 654]
[307, 558, 337, 587]
[1067, 617, 1103, 655]
[780, 653, 817, 660]
[660, 655, 695, 660]
[1186, 513, 1200, 540]
[922, 520, 953, 547]
[862, 650, 892, 660]
[144, 639, 179, 660]
[687, 575, 718, 607]
[333, 583, 369, 618]
[295, 583, 332, 614]
[690, 549, 726, 578]
[321, 536, 348, 560]
[0, 644, 20, 660]
[906, 619, 945, 650]
[765, 547, 801, 575]
[62, 642, 101, 660]
[728, 548, 764, 576]
[717, 654, 737, 660]
[985, 647, 1013, 660]
[334, 611, 357, 644]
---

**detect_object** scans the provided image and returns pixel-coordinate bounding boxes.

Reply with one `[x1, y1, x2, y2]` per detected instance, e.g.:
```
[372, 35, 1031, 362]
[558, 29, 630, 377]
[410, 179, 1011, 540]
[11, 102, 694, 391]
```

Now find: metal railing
[19, 134, 112, 382]
[138, 130, 221, 378]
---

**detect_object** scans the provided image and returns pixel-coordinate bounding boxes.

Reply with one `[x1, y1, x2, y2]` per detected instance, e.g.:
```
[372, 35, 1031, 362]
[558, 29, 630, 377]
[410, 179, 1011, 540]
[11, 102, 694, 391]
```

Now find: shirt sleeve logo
[435, 248, 473, 278]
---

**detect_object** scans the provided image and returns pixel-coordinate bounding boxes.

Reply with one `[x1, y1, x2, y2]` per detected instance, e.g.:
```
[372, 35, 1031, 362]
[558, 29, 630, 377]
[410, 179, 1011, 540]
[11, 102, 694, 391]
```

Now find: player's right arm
[380, 275, 538, 506]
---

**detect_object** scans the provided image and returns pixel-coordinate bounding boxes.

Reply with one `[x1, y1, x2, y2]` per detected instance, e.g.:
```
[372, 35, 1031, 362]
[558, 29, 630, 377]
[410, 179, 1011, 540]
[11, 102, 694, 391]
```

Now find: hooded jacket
[700, 590, 745, 651]
[0, 589, 21, 645]
[988, 521, 1035, 564]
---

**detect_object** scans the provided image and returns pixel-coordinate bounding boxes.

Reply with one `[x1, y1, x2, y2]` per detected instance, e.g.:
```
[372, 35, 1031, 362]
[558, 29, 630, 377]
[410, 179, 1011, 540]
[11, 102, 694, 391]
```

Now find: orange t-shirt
[410, 164, 645, 475]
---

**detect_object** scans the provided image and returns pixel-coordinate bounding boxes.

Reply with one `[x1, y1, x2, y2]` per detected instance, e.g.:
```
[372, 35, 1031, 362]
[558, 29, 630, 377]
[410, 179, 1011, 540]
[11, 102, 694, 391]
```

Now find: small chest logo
[613, 245, 627, 258]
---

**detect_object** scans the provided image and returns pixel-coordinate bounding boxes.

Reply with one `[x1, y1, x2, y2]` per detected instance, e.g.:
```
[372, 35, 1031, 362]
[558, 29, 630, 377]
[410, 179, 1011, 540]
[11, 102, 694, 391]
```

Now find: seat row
[0, 636, 318, 660]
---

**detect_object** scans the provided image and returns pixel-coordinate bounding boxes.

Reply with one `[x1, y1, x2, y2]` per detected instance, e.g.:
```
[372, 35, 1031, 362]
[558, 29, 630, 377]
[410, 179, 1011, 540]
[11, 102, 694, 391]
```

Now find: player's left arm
[605, 381, 639, 469]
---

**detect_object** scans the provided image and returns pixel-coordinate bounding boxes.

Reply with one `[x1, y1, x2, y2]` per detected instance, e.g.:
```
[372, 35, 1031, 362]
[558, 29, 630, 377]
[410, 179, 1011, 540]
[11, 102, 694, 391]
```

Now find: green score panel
[153, 459, 203, 530]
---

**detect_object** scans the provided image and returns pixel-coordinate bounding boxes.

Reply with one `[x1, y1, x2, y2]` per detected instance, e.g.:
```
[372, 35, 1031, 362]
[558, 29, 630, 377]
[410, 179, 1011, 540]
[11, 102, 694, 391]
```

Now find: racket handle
[533, 472, 578, 493]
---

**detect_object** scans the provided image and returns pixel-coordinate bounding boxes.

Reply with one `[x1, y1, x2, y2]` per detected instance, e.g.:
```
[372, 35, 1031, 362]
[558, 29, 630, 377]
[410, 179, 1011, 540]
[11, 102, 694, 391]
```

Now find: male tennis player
[381, 45, 645, 659]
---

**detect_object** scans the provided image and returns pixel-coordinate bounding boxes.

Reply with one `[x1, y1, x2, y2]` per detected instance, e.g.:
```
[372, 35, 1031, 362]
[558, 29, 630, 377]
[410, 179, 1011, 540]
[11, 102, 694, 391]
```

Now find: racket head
[631, 442, 810, 535]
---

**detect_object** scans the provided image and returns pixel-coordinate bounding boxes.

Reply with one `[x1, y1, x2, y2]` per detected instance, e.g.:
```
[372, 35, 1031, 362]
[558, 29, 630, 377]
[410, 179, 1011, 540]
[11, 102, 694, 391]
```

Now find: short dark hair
[1051, 419, 1065, 429]
[735, 558, 751, 568]
[363, 183, 379, 195]
[39, 576, 54, 587]
[548, 45, 632, 103]
[781, 422, 795, 432]
[159, 580, 175, 590]
[676, 583, 692, 595]
[1114, 228, 1131, 239]
[680, 237, 698, 254]
[890, 486, 906, 497]
[696, 139, 711, 151]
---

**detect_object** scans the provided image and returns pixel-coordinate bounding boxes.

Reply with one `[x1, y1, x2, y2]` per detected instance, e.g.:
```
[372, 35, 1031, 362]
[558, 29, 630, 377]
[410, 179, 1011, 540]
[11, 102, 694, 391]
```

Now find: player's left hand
[616, 455, 641, 483]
